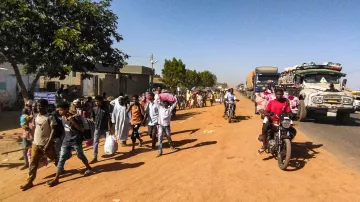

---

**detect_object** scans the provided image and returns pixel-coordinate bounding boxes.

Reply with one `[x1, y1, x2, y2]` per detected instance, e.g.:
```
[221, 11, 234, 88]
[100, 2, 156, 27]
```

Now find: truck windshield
[304, 74, 340, 84]
[257, 75, 279, 84]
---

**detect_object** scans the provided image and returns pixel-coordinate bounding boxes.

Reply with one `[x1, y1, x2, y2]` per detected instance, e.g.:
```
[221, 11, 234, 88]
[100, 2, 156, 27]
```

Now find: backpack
[48, 114, 64, 139]
[71, 115, 95, 141]
[80, 117, 95, 140]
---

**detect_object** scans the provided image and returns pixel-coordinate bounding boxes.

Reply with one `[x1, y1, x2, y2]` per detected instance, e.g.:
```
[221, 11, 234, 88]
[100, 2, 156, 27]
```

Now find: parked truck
[245, 66, 279, 101]
[280, 62, 354, 124]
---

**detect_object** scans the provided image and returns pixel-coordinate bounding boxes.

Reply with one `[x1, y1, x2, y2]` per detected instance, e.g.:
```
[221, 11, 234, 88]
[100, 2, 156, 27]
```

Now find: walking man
[127, 95, 145, 151]
[90, 96, 112, 164]
[47, 102, 93, 187]
[143, 92, 159, 150]
[157, 98, 178, 156]
[20, 99, 58, 191]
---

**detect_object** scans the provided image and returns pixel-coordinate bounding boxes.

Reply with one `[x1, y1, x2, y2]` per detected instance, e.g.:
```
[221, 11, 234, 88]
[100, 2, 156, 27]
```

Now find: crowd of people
[15, 83, 297, 191]
[18, 86, 222, 190]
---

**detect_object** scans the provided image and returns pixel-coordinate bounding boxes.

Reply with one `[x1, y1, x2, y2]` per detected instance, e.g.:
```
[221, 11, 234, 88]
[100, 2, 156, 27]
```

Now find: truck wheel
[297, 100, 307, 122]
[336, 112, 351, 125]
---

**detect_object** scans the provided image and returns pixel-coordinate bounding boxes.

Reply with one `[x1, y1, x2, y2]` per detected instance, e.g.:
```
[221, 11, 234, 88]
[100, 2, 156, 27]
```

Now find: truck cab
[294, 63, 354, 123]
[252, 66, 279, 101]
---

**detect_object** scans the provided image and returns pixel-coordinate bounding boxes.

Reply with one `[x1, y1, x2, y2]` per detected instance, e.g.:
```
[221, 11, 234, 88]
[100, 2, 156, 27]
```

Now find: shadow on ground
[141, 129, 200, 145]
[262, 141, 323, 171]
[173, 112, 202, 121]
[41, 162, 145, 187]
[162, 140, 217, 156]
[0, 162, 24, 170]
[308, 115, 360, 127]
[287, 142, 323, 171]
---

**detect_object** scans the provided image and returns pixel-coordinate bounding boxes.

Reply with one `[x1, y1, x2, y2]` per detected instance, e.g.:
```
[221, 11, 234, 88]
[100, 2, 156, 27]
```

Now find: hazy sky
[113, 0, 360, 89]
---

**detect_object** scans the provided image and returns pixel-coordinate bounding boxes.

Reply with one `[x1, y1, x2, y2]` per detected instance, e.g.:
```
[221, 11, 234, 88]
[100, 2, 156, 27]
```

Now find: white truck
[280, 62, 354, 124]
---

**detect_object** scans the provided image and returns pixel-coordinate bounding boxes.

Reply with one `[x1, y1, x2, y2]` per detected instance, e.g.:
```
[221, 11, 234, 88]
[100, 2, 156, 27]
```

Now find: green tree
[184, 69, 200, 89]
[199, 71, 217, 87]
[217, 82, 228, 88]
[154, 74, 161, 78]
[161, 57, 186, 90]
[0, 0, 128, 102]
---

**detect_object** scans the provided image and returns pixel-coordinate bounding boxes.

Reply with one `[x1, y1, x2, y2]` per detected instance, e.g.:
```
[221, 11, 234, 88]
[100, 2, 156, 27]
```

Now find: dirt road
[1, 93, 360, 202]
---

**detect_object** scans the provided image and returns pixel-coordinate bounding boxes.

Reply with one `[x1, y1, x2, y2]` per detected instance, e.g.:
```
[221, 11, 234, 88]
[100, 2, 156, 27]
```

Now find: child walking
[127, 95, 144, 151]
[157, 98, 178, 157]
[19, 108, 32, 170]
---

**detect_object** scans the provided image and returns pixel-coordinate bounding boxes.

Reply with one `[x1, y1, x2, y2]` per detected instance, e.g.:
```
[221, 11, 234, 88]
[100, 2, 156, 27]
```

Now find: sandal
[257, 148, 265, 155]
[84, 169, 93, 176]
[46, 180, 59, 187]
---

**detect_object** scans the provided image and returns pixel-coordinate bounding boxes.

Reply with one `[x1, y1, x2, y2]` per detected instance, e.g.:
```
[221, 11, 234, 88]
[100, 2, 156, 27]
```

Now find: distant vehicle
[245, 66, 279, 102]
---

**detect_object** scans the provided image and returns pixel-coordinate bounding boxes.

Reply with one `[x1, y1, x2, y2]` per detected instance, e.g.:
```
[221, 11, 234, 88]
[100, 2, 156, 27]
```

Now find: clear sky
[112, 0, 360, 89]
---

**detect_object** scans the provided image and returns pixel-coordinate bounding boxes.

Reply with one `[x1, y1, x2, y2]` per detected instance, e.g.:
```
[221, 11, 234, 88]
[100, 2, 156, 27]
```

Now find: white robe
[111, 104, 129, 141]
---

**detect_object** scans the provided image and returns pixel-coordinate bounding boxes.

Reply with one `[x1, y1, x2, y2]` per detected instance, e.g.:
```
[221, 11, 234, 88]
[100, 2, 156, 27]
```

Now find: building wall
[39, 65, 152, 98]
[0, 63, 40, 107]
[126, 74, 150, 97]
[100, 74, 119, 97]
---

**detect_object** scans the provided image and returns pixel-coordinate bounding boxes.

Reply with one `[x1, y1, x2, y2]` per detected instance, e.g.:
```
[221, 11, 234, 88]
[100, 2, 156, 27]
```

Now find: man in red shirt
[258, 88, 291, 154]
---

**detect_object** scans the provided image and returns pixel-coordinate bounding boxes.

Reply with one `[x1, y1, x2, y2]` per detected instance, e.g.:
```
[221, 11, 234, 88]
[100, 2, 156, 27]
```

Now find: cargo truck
[245, 66, 279, 101]
[280, 62, 354, 124]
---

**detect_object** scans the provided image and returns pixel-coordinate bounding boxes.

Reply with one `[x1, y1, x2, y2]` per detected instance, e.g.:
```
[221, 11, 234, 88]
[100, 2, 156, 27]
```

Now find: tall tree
[154, 74, 161, 78]
[199, 71, 217, 87]
[0, 0, 128, 102]
[184, 69, 200, 89]
[161, 57, 186, 90]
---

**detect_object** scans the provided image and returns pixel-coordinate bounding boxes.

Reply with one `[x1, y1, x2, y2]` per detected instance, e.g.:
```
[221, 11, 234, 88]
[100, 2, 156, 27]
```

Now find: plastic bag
[104, 133, 118, 155]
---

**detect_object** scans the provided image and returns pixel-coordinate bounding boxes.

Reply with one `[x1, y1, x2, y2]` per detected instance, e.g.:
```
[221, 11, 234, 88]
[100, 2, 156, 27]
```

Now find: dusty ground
[1, 93, 360, 202]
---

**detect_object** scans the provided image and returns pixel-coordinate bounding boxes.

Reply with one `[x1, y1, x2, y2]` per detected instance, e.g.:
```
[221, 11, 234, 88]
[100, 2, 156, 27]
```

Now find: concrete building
[39, 65, 154, 98]
[0, 62, 39, 107]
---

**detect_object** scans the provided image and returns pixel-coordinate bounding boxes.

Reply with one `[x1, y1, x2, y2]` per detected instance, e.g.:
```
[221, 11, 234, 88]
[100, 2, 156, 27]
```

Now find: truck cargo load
[255, 66, 278, 74]
[246, 71, 255, 90]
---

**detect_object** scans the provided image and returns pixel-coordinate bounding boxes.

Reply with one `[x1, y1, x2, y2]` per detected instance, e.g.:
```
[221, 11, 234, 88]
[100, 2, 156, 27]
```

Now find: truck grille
[323, 95, 342, 104]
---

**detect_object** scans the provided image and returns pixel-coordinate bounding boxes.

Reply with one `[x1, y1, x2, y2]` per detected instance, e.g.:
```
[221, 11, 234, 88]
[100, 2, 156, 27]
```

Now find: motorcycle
[225, 99, 239, 123]
[262, 112, 296, 170]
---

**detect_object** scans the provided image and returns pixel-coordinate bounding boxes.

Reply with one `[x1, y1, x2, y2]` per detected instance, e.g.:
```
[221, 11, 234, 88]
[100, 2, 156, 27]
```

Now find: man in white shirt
[143, 92, 159, 150]
[157, 98, 177, 156]
[224, 88, 237, 116]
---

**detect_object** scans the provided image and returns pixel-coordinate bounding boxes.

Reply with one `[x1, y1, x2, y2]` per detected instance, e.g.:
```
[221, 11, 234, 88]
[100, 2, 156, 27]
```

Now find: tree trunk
[29, 72, 41, 94]
[11, 62, 29, 104]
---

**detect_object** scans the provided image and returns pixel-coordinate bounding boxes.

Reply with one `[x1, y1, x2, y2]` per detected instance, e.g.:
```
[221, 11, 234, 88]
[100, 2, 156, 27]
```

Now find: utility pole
[150, 53, 157, 92]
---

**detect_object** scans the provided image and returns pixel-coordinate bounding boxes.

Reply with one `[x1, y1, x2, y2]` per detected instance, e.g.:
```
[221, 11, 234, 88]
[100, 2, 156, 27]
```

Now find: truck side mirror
[342, 79, 347, 88]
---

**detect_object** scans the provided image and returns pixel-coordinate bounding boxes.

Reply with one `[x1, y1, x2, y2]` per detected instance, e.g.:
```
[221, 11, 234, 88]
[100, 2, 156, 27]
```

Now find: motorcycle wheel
[228, 110, 233, 123]
[277, 139, 291, 170]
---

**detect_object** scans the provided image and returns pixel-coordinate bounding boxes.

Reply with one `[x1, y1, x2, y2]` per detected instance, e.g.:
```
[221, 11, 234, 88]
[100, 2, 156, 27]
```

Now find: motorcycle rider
[224, 88, 237, 117]
[258, 88, 291, 154]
